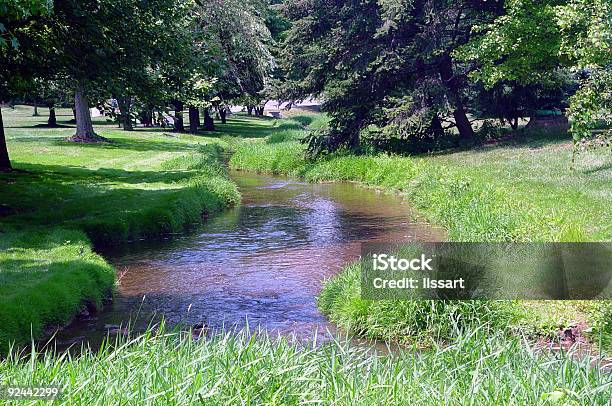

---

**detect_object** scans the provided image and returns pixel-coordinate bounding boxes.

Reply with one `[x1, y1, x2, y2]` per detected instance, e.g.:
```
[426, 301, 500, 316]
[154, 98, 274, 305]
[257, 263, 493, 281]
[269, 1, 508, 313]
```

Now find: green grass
[0, 229, 114, 351]
[229, 113, 612, 347]
[1, 328, 610, 405]
[1, 108, 610, 403]
[0, 106, 241, 351]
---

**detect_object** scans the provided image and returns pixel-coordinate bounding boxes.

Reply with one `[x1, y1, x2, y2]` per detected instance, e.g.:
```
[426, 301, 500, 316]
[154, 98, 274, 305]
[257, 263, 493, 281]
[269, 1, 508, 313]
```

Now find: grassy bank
[230, 112, 612, 346]
[0, 106, 240, 351]
[1, 329, 610, 404]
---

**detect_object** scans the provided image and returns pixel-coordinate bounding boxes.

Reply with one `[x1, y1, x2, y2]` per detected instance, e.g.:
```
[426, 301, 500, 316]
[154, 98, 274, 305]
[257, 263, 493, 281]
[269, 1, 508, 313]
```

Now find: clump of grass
[0, 229, 114, 352]
[318, 262, 523, 345]
[1, 328, 609, 405]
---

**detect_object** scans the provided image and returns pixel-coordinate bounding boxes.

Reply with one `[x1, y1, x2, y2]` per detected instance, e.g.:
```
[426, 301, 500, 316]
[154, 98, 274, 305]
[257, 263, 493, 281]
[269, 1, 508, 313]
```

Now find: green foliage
[0, 0, 51, 49]
[1, 327, 609, 404]
[458, 0, 612, 152]
[588, 301, 612, 352]
[282, 1, 505, 153]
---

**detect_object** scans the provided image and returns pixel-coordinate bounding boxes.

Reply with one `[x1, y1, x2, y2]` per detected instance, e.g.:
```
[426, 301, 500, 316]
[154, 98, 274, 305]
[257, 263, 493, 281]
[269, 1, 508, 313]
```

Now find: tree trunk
[117, 96, 133, 131]
[141, 109, 153, 127]
[33, 102, 39, 116]
[173, 100, 184, 132]
[431, 115, 445, 138]
[188, 106, 200, 133]
[48, 105, 57, 126]
[0, 106, 11, 171]
[69, 87, 104, 142]
[510, 116, 519, 130]
[247, 106, 253, 115]
[219, 107, 227, 124]
[68, 107, 77, 124]
[203, 108, 215, 131]
[439, 55, 474, 140]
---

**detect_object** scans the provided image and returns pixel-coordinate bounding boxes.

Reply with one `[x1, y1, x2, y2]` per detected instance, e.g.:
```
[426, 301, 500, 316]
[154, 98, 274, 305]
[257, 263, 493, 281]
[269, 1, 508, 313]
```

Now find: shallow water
[54, 171, 442, 348]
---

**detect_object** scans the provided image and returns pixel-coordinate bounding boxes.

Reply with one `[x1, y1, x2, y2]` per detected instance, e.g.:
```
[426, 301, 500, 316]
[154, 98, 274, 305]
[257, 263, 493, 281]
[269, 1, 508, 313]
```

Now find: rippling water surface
[56, 171, 442, 347]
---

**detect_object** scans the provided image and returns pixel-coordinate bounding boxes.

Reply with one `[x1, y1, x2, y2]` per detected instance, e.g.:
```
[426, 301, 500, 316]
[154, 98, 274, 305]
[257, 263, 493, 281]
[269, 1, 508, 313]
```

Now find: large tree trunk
[247, 105, 254, 116]
[68, 87, 105, 142]
[188, 106, 200, 133]
[173, 100, 184, 132]
[117, 96, 133, 131]
[48, 105, 57, 127]
[203, 108, 215, 131]
[0, 106, 11, 171]
[439, 55, 474, 140]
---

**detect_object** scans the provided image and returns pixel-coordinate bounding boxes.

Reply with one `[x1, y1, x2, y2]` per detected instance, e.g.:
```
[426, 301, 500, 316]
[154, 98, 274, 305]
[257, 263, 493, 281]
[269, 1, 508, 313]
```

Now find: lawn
[0, 105, 241, 351]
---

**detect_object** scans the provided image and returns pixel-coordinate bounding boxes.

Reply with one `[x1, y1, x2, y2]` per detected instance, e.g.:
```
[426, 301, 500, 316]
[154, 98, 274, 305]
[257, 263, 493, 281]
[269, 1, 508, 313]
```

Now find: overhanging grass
[0, 229, 114, 352]
[1, 328, 609, 405]
[229, 114, 612, 346]
[0, 107, 241, 351]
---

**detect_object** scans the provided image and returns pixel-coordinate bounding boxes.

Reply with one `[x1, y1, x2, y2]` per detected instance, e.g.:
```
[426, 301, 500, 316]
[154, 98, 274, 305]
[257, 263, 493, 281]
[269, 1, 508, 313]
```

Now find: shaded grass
[229, 114, 612, 347]
[1, 328, 610, 405]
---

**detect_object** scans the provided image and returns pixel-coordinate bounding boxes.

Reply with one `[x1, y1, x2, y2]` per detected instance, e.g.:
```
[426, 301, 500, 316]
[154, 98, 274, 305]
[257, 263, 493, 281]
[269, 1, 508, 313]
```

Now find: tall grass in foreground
[1, 328, 609, 405]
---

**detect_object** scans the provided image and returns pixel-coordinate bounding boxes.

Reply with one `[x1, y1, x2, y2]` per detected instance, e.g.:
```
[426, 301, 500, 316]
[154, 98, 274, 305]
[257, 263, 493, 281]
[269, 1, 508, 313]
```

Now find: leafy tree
[473, 72, 575, 130]
[457, 0, 611, 157]
[197, 0, 275, 119]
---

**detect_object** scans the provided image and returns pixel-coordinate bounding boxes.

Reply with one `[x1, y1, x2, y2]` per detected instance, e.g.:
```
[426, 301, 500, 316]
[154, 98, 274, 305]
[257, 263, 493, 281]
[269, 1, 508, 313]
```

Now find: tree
[43, 0, 190, 141]
[0, 0, 52, 171]
[282, 0, 504, 155]
[196, 0, 275, 120]
[457, 0, 611, 156]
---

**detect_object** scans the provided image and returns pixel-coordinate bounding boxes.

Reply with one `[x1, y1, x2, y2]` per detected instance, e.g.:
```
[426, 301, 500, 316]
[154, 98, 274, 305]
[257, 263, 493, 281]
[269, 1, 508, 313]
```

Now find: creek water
[53, 171, 442, 348]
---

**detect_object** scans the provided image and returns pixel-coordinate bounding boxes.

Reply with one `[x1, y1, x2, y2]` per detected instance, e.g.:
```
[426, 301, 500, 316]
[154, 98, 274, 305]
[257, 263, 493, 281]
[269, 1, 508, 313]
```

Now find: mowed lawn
[1, 105, 243, 242]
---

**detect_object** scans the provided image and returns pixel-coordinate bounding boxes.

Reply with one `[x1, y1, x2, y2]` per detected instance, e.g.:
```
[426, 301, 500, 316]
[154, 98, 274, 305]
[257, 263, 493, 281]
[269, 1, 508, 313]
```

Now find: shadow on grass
[2, 162, 195, 188]
[58, 137, 197, 153]
[578, 161, 612, 175]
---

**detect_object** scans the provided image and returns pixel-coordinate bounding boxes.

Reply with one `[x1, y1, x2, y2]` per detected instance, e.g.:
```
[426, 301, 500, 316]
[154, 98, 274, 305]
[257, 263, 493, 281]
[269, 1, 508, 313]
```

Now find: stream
[54, 171, 443, 348]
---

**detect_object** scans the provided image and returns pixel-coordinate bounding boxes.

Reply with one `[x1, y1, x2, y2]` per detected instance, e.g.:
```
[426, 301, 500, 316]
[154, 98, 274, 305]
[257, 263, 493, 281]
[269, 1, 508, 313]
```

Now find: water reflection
[55, 172, 443, 346]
